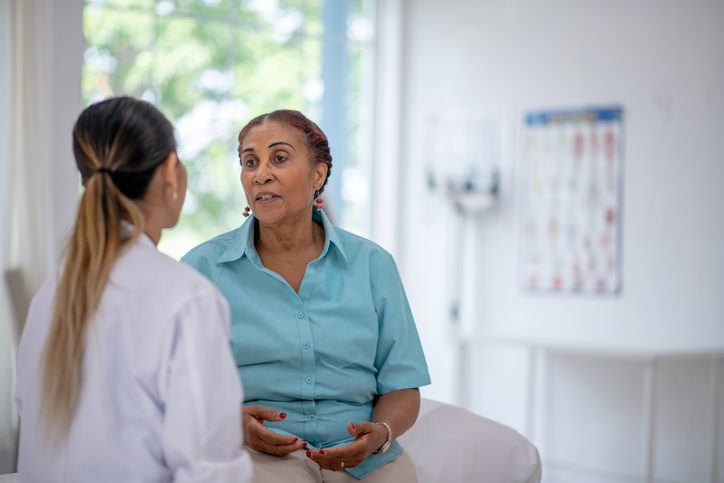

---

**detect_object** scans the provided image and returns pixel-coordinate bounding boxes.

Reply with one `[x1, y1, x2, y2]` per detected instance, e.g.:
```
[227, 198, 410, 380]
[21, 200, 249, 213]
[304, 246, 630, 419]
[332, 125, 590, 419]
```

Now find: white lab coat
[14, 230, 252, 483]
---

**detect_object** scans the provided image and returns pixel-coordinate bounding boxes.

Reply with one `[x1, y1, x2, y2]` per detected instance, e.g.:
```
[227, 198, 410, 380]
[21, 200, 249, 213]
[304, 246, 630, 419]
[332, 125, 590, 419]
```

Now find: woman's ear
[160, 152, 179, 194]
[314, 162, 328, 190]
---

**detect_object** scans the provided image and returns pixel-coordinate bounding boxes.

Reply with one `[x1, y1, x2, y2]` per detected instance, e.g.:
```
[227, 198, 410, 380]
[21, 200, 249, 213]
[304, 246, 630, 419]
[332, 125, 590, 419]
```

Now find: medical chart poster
[521, 107, 623, 295]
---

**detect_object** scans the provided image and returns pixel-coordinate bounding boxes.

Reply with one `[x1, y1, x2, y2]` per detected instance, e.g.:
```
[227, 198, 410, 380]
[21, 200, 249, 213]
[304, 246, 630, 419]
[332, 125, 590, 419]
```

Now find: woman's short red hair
[238, 110, 333, 193]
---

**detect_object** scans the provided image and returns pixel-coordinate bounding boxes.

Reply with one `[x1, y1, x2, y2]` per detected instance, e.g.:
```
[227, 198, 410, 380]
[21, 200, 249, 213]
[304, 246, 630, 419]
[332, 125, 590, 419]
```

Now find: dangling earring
[243, 206, 251, 217]
[314, 190, 323, 211]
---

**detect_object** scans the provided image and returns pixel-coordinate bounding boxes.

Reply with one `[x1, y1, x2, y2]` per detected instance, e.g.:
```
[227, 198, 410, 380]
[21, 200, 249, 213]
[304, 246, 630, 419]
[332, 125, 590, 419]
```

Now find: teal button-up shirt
[181, 210, 431, 479]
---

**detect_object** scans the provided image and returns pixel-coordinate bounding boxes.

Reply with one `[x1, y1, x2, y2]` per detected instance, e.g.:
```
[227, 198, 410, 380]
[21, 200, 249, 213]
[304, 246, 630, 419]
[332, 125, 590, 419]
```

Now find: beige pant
[247, 447, 418, 483]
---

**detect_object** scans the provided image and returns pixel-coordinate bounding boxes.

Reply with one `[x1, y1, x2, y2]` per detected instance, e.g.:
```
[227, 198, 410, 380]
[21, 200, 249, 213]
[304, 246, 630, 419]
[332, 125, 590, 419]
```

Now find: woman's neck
[255, 209, 324, 256]
[135, 198, 162, 246]
[143, 215, 162, 246]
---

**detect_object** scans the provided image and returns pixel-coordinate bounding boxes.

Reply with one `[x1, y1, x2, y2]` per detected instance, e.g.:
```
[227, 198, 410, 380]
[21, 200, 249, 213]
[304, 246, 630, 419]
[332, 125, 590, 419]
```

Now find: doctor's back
[13, 97, 252, 483]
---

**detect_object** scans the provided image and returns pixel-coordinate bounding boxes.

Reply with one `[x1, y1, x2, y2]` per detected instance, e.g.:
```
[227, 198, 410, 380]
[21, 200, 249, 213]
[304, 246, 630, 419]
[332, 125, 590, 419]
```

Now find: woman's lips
[255, 192, 280, 204]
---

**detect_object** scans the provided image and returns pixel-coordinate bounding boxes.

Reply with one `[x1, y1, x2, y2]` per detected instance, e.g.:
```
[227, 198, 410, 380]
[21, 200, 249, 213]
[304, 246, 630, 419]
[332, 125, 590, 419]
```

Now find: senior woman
[182, 110, 430, 482]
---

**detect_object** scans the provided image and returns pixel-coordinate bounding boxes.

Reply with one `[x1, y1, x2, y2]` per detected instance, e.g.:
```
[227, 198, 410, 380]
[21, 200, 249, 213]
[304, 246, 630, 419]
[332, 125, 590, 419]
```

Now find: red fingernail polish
[293, 438, 298, 443]
[306, 451, 311, 458]
[351, 423, 356, 430]
[320, 450, 325, 454]
[280, 413, 287, 419]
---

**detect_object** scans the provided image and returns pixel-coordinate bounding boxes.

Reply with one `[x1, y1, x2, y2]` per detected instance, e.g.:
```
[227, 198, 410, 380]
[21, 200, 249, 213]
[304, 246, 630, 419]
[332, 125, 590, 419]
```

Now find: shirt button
[305, 377, 312, 384]
[309, 414, 316, 421]
[298, 312, 305, 319]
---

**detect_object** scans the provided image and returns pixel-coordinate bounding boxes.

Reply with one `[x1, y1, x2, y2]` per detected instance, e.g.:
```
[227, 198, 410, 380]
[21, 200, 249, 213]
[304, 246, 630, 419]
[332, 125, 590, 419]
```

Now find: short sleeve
[373, 256, 431, 395]
[161, 288, 253, 483]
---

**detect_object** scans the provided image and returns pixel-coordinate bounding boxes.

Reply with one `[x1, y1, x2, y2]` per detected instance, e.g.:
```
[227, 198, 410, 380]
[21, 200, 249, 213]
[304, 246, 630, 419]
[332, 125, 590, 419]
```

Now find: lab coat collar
[120, 220, 156, 248]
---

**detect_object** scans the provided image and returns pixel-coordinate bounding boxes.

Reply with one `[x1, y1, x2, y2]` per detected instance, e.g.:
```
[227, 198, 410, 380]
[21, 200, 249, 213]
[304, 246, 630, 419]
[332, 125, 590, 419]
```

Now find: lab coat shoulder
[113, 238, 231, 330]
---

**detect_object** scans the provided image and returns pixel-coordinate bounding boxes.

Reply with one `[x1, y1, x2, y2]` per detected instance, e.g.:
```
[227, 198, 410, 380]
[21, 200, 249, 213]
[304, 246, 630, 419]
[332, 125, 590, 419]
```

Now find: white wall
[391, 1, 724, 481]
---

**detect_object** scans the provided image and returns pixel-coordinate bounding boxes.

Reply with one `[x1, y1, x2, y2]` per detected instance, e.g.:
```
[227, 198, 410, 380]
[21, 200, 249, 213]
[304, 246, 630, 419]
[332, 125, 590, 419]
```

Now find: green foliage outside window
[83, 0, 372, 259]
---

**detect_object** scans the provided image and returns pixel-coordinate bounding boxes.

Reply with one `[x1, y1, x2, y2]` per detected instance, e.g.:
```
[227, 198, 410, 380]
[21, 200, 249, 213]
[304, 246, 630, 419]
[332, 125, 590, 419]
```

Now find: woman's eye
[276, 155, 286, 162]
[243, 158, 256, 167]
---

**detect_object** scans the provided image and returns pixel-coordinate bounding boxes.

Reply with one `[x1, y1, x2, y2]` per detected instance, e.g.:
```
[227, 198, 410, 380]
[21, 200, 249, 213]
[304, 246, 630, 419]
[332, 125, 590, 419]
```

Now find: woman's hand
[306, 388, 421, 471]
[305, 421, 388, 471]
[242, 405, 307, 456]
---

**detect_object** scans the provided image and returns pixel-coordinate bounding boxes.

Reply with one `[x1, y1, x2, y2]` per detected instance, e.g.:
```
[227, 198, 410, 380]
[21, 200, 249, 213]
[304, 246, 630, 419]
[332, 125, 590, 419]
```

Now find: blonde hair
[40, 97, 175, 444]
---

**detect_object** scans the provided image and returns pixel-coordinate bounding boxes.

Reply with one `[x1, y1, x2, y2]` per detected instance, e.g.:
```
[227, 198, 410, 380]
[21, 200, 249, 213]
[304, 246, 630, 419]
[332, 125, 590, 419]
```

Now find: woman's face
[239, 121, 327, 225]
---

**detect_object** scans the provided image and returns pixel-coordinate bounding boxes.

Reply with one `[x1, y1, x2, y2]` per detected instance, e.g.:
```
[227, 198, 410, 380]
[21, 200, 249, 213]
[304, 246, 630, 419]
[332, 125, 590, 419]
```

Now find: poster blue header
[526, 107, 623, 125]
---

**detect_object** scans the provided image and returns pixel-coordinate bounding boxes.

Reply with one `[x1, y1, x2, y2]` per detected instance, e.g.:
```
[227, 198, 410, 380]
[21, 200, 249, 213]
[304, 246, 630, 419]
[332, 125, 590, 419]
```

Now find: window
[83, 0, 374, 259]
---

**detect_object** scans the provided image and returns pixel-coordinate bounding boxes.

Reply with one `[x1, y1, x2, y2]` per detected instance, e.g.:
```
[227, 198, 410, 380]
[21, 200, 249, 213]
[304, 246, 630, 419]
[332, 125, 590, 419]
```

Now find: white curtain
[0, 0, 18, 472]
[0, 0, 83, 472]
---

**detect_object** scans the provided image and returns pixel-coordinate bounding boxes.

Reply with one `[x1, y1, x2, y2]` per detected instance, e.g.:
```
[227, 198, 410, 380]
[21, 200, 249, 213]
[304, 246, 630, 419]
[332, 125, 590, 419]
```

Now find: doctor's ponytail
[40, 97, 175, 445]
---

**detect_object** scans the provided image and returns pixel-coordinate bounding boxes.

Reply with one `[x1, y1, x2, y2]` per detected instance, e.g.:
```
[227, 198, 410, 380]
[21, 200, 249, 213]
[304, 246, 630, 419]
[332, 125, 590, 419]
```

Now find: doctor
[14, 97, 252, 483]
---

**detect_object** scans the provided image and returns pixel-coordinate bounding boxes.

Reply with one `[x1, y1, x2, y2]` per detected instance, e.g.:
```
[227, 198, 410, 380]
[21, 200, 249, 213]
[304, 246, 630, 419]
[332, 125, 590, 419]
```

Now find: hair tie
[95, 166, 113, 175]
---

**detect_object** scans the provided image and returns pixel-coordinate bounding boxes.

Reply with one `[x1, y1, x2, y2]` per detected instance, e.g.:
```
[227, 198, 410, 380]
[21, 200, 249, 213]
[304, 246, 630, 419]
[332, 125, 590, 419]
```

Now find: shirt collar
[216, 209, 349, 267]
[120, 220, 156, 249]
[315, 209, 349, 267]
